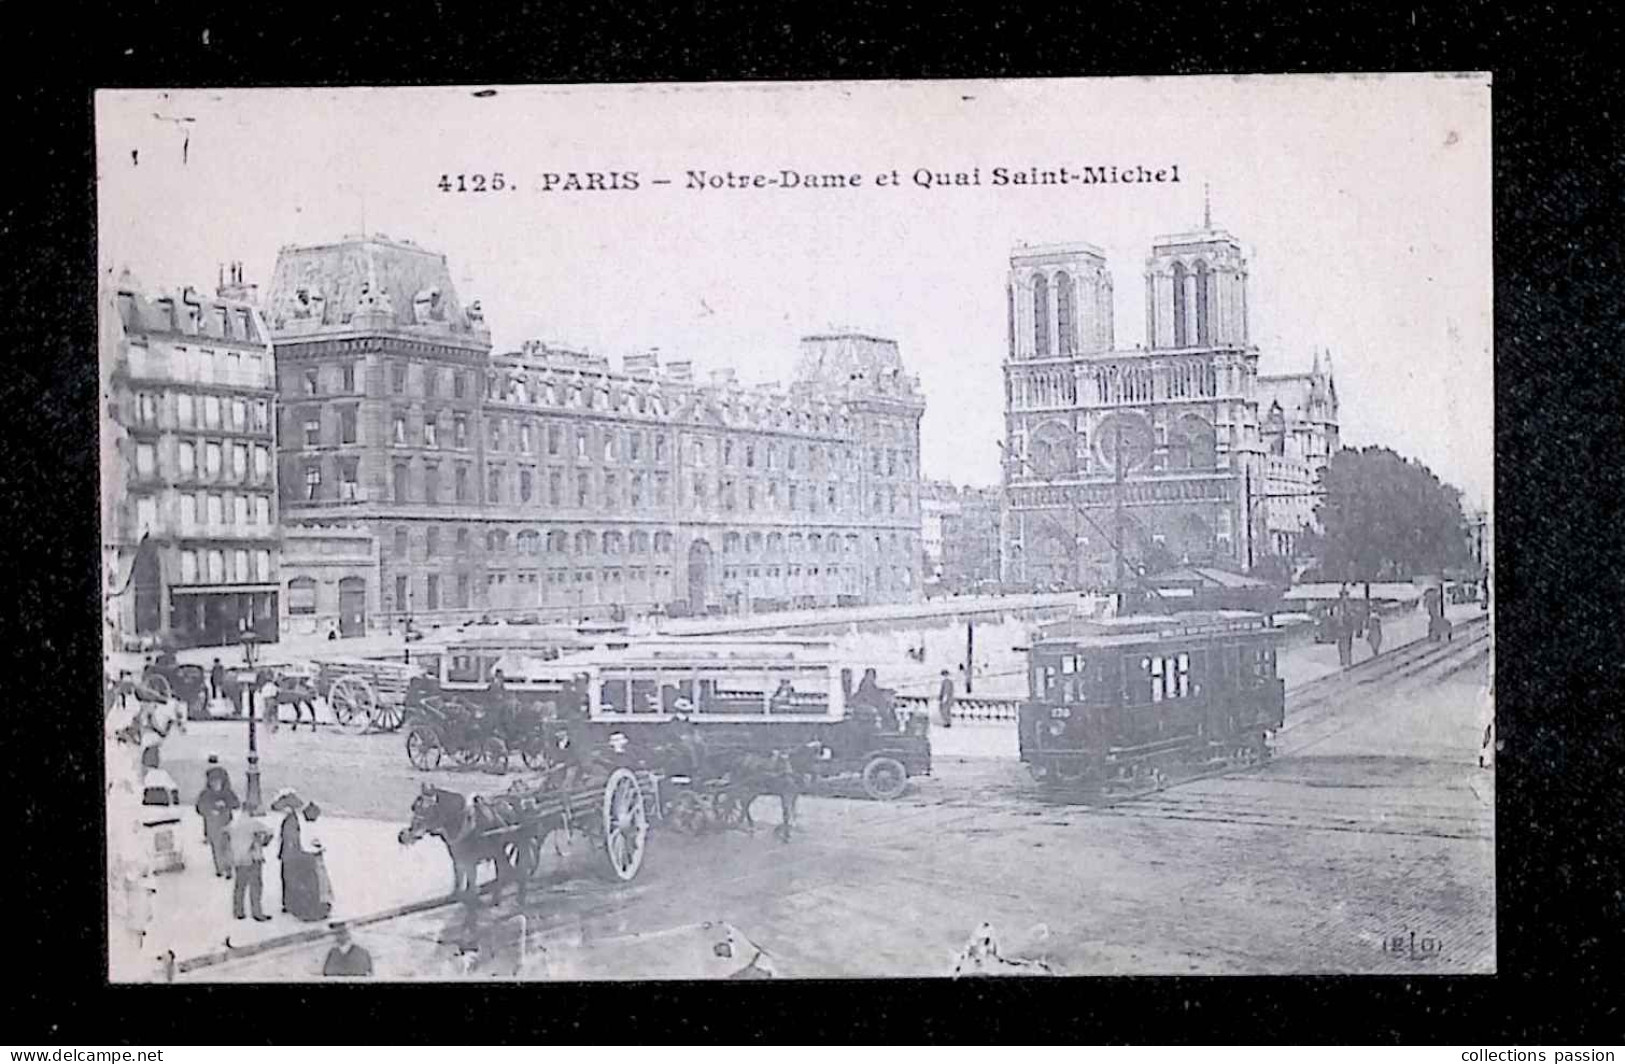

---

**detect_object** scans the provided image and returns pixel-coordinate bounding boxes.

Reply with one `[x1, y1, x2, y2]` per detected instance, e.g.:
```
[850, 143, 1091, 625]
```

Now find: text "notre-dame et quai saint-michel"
[436, 165, 1182, 194]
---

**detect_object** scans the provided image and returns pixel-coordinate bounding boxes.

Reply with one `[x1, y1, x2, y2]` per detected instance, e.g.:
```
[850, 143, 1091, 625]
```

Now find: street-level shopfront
[169, 585, 279, 647]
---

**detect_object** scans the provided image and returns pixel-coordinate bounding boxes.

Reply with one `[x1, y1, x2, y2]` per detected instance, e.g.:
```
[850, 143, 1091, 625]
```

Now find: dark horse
[717, 743, 822, 843]
[398, 784, 539, 909]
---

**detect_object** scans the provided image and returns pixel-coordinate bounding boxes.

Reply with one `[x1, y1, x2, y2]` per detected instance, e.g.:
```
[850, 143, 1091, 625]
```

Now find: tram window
[599, 677, 629, 714]
[1126, 657, 1153, 705]
[1175, 652, 1190, 698]
[417, 654, 442, 681]
[1149, 657, 1165, 703]
[1033, 663, 1058, 700]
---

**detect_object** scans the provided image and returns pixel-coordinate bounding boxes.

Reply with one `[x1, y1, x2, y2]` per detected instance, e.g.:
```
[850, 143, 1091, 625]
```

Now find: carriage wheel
[451, 741, 484, 768]
[665, 790, 704, 834]
[519, 740, 551, 772]
[601, 769, 649, 882]
[145, 672, 173, 700]
[372, 700, 406, 732]
[406, 727, 443, 771]
[860, 756, 909, 801]
[483, 738, 511, 775]
[329, 675, 377, 731]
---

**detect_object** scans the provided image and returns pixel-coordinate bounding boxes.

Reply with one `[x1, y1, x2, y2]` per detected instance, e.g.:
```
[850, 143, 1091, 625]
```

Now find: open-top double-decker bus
[405, 636, 931, 800]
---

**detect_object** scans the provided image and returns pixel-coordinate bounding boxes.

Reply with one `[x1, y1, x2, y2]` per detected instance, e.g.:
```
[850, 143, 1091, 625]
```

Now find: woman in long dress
[271, 789, 306, 916]
[301, 802, 334, 922]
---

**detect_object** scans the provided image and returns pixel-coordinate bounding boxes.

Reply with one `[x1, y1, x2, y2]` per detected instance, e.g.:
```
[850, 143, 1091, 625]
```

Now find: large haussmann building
[1000, 220, 1337, 588]
[266, 236, 924, 633]
[100, 270, 282, 649]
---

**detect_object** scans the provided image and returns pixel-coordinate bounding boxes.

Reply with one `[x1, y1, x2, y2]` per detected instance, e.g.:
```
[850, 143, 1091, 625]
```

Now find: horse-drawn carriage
[402, 690, 559, 774]
[140, 652, 209, 719]
[399, 764, 658, 909]
[313, 656, 422, 732]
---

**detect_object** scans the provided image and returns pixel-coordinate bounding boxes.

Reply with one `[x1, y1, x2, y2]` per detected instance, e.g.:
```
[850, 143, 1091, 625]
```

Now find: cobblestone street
[162, 614, 1492, 981]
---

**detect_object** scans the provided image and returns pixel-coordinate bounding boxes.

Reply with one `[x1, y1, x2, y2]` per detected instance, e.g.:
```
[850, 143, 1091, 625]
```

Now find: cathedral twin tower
[1000, 219, 1275, 588]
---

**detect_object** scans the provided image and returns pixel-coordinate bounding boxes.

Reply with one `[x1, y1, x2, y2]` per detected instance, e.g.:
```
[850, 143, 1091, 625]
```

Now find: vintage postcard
[97, 75, 1493, 982]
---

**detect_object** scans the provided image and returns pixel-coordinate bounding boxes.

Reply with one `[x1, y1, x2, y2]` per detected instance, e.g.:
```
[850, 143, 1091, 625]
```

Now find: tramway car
[1018, 610, 1285, 790]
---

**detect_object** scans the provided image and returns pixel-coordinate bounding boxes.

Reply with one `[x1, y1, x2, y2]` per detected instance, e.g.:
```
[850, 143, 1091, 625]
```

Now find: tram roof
[1032, 609, 1276, 647]
[566, 638, 840, 667]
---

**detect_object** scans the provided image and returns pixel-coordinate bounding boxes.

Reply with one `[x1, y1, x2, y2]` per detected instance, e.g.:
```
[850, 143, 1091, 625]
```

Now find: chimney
[624, 351, 660, 377]
[217, 261, 258, 304]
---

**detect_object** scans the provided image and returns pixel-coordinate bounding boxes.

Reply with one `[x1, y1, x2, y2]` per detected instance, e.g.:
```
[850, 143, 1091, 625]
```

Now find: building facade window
[288, 577, 317, 614]
[340, 406, 358, 445]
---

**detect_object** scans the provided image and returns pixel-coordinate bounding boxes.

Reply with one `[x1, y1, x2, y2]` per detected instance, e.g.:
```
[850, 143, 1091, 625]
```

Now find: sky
[96, 76, 1493, 509]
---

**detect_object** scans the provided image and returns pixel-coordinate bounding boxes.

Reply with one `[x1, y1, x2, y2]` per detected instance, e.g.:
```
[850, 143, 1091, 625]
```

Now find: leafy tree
[1313, 446, 1473, 583]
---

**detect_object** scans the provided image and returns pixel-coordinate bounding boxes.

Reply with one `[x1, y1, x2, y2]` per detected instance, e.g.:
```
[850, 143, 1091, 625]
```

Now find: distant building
[940, 487, 1002, 592]
[100, 268, 280, 649]
[266, 235, 925, 628]
[1258, 351, 1340, 557]
[919, 480, 960, 581]
[919, 481, 1001, 593]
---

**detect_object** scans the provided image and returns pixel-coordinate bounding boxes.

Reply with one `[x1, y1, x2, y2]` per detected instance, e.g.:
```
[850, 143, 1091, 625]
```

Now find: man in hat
[936, 669, 956, 730]
[227, 801, 274, 921]
[322, 921, 373, 977]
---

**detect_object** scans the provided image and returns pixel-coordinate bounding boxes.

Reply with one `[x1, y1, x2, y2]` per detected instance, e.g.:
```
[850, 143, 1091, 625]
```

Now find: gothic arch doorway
[687, 538, 713, 615]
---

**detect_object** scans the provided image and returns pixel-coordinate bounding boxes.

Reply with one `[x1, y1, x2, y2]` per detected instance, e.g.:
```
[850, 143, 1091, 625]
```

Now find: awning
[170, 584, 279, 595]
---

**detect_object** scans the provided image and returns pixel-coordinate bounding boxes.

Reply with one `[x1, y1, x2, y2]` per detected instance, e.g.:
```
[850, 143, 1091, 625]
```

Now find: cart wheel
[601, 769, 649, 882]
[860, 755, 909, 801]
[330, 675, 376, 731]
[406, 727, 442, 771]
[372, 700, 405, 732]
[483, 738, 510, 775]
[666, 790, 702, 834]
[452, 741, 484, 768]
[517, 833, 543, 880]
[519, 740, 551, 772]
[145, 672, 173, 700]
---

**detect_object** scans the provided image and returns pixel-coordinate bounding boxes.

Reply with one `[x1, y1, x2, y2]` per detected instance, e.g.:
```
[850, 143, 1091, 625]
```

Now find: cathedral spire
[1203, 183, 1212, 229]
[1312, 347, 1322, 375]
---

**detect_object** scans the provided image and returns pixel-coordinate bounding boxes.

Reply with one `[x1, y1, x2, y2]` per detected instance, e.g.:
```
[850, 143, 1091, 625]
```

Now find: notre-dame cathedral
[1000, 213, 1338, 588]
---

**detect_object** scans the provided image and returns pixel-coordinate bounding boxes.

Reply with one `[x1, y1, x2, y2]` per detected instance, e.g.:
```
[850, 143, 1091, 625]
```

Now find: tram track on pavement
[1068, 619, 1493, 841]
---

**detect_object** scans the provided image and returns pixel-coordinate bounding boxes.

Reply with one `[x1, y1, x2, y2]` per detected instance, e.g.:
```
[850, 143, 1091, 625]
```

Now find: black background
[3, 1, 1621, 1045]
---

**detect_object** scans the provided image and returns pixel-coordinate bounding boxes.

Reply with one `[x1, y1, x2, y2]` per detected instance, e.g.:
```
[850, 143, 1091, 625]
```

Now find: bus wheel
[860, 756, 908, 801]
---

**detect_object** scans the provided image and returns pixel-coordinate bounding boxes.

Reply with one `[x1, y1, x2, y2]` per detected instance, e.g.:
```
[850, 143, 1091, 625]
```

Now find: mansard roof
[113, 282, 268, 347]
[265, 235, 490, 348]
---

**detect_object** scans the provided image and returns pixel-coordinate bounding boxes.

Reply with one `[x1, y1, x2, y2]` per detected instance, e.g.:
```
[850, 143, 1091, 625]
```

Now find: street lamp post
[240, 630, 264, 810]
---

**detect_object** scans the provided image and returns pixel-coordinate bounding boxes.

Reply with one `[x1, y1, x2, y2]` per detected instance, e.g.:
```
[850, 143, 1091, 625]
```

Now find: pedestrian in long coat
[194, 758, 240, 877]
[1366, 611, 1384, 658]
[936, 670, 956, 729]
